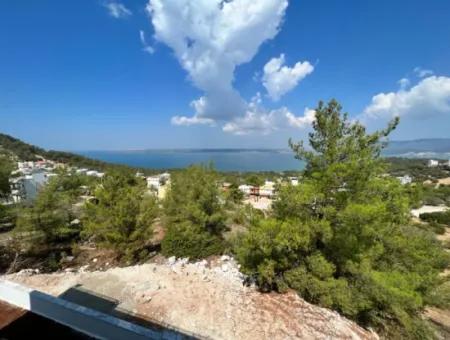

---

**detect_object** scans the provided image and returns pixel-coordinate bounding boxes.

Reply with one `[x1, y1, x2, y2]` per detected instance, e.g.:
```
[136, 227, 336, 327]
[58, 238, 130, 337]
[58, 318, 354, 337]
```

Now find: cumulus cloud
[139, 30, 155, 54]
[414, 67, 434, 78]
[262, 54, 314, 101]
[222, 93, 315, 135]
[104, 1, 132, 18]
[146, 0, 292, 126]
[363, 75, 450, 120]
[286, 108, 316, 128]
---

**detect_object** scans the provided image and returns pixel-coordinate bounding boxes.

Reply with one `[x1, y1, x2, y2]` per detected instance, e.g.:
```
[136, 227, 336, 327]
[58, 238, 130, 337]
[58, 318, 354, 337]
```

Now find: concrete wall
[0, 279, 194, 340]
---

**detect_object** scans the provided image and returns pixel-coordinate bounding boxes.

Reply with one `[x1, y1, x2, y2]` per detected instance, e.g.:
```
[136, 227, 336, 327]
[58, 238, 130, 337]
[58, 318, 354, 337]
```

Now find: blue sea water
[78, 149, 305, 172]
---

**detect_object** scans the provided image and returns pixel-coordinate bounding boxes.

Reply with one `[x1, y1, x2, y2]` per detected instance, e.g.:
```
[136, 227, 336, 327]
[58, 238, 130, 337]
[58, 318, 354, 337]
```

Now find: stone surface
[3, 257, 377, 340]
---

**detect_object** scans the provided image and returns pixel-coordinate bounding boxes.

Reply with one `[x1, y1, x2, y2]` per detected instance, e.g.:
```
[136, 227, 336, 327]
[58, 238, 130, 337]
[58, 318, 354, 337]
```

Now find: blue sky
[1, 0, 449, 150]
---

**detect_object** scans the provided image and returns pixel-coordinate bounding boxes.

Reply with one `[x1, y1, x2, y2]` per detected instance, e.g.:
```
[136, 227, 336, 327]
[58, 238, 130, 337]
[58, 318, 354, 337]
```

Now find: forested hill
[0, 133, 157, 174]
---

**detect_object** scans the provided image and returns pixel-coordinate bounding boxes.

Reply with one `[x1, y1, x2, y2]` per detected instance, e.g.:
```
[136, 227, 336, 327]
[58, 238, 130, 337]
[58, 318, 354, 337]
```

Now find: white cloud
[139, 30, 155, 54]
[104, 1, 132, 18]
[262, 54, 314, 101]
[363, 75, 450, 120]
[147, 0, 289, 125]
[286, 108, 316, 128]
[398, 78, 410, 89]
[222, 94, 315, 135]
[171, 115, 215, 126]
[414, 67, 434, 78]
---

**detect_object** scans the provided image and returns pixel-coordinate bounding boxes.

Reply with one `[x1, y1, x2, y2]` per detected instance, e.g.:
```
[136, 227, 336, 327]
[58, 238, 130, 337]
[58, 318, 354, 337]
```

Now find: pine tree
[162, 164, 226, 259]
[236, 99, 449, 339]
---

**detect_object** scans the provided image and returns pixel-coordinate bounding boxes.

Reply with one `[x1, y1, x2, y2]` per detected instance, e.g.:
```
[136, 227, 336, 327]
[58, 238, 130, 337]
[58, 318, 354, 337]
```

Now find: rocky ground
[4, 255, 377, 340]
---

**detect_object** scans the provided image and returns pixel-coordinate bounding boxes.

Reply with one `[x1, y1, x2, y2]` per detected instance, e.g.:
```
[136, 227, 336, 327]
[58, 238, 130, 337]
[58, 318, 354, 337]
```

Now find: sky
[0, 0, 449, 150]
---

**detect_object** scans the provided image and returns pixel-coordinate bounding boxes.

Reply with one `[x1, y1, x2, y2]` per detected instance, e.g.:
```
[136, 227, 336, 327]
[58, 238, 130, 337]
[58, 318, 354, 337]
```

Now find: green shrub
[82, 171, 158, 261]
[162, 222, 224, 259]
[16, 175, 82, 244]
[420, 211, 450, 226]
[162, 164, 226, 259]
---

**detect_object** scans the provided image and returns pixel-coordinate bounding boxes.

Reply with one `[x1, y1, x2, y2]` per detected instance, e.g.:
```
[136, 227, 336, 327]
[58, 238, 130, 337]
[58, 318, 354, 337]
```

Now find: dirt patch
[438, 177, 450, 186]
[3, 257, 377, 340]
[437, 227, 450, 243]
[425, 308, 450, 339]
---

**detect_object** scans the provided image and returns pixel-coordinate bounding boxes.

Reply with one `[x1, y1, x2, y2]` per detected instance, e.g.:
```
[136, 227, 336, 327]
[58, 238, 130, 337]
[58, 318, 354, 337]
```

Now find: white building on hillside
[260, 181, 276, 197]
[397, 175, 412, 185]
[146, 173, 171, 199]
[86, 170, 105, 178]
[428, 159, 439, 167]
[289, 177, 299, 186]
[147, 176, 161, 190]
[238, 184, 252, 196]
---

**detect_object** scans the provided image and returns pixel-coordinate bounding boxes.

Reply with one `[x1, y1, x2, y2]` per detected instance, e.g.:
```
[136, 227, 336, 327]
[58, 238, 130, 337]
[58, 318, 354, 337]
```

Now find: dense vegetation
[0, 153, 17, 226]
[16, 171, 92, 244]
[162, 164, 227, 259]
[0, 153, 14, 198]
[421, 185, 450, 206]
[420, 210, 450, 226]
[82, 171, 158, 261]
[388, 157, 449, 181]
[235, 100, 449, 339]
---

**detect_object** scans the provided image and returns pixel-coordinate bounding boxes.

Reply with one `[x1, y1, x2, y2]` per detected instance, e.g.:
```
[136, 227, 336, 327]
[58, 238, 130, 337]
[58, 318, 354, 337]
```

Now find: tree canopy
[15, 171, 86, 244]
[162, 164, 226, 259]
[0, 154, 14, 198]
[235, 99, 449, 339]
[82, 171, 158, 261]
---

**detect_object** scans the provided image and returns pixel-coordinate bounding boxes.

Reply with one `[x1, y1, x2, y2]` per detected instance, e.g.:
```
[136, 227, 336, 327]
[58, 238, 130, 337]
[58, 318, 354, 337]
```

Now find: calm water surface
[78, 150, 305, 172]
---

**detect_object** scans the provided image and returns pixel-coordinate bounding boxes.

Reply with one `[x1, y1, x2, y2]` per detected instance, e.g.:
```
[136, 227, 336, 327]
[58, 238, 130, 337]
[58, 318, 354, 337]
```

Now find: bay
[78, 149, 305, 172]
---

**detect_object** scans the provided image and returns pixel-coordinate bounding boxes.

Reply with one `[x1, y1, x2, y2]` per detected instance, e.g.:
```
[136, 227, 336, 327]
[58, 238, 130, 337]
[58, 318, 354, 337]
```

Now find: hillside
[0, 133, 157, 175]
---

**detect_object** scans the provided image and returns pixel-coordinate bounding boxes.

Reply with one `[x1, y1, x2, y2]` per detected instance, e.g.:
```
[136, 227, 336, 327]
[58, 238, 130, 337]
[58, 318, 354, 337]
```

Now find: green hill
[0, 133, 157, 175]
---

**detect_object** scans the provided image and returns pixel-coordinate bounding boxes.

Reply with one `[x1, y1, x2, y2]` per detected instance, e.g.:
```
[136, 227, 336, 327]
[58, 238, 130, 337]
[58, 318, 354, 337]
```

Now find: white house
[396, 175, 412, 185]
[428, 159, 439, 167]
[260, 181, 275, 198]
[147, 176, 161, 190]
[86, 170, 105, 178]
[289, 177, 299, 186]
[146, 173, 171, 199]
[238, 184, 252, 196]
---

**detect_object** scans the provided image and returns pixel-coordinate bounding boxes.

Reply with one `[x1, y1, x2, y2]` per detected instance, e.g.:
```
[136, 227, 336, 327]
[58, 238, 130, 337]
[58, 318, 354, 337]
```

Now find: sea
[78, 149, 305, 172]
[77, 147, 450, 172]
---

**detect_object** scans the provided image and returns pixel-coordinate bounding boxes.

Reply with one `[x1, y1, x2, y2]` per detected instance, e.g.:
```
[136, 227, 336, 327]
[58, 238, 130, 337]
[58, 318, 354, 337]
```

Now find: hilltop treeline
[0, 133, 159, 175]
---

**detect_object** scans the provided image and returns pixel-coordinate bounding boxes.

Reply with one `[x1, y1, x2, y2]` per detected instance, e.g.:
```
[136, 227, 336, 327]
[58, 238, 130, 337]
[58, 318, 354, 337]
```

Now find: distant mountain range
[385, 139, 450, 158]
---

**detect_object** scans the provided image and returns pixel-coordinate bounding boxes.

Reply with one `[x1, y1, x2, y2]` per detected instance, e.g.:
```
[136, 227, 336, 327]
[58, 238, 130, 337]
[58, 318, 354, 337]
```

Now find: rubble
[4, 257, 376, 340]
[16, 268, 40, 276]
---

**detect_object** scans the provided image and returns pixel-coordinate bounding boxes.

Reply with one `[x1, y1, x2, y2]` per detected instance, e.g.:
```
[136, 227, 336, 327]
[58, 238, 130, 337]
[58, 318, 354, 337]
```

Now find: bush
[420, 211, 450, 226]
[162, 222, 224, 259]
[15, 175, 82, 244]
[0, 154, 14, 198]
[82, 171, 158, 261]
[162, 164, 227, 259]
